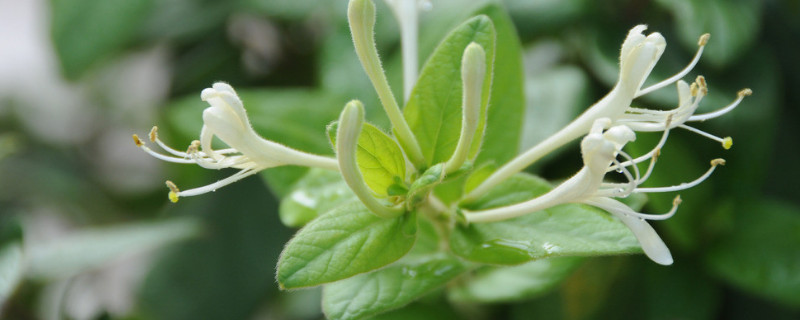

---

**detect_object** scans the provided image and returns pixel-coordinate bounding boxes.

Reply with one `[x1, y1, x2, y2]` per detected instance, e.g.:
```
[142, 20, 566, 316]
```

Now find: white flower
[465, 25, 748, 201]
[133, 82, 338, 202]
[464, 118, 726, 265]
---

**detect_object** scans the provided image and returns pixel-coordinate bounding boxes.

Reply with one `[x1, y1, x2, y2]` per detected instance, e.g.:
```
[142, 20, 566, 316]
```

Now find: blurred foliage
[0, 0, 798, 319]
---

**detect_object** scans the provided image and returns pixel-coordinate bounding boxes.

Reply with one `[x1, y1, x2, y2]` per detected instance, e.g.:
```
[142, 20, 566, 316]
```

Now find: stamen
[636, 33, 710, 97]
[166, 180, 180, 203]
[678, 124, 731, 149]
[149, 126, 158, 142]
[688, 88, 752, 122]
[634, 158, 724, 193]
[175, 167, 260, 198]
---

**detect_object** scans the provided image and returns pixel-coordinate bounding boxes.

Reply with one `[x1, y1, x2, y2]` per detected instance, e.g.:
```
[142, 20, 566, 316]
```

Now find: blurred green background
[0, 0, 798, 319]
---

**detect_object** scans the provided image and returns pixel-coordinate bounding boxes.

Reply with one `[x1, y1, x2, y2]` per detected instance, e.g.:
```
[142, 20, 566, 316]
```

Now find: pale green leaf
[403, 15, 496, 167]
[26, 218, 200, 280]
[279, 168, 355, 227]
[451, 173, 641, 265]
[322, 254, 465, 320]
[327, 122, 407, 197]
[277, 201, 417, 289]
[449, 256, 583, 303]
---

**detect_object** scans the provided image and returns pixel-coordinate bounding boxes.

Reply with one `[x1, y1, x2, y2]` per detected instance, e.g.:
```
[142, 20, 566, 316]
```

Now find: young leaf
[451, 173, 641, 265]
[403, 15, 496, 167]
[279, 168, 356, 227]
[26, 218, 201, 280]
[277, 201, 417, 289]
[406, 164, 445, 210]
[449, 256, 583, 303]
[327, 121, 407, 198]
[322, 253, 465, 320]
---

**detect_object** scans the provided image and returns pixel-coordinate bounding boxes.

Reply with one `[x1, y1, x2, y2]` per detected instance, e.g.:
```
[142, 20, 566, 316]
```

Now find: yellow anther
[690, 82, 698, 97]
[722, 137, 733, 150]
[698, 33, 710, 46]
[738, 88, 753, 97]
[149, 126, 158, 142]
[673, 195, 682, 206]
[711, 158, 726, 166]
[132, 134, 144, 147]
[166, 180, 180, 203]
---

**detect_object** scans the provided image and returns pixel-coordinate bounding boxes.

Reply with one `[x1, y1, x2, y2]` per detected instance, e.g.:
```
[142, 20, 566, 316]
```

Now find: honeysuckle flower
[464, 118, 726, 265]
[444, 42, 487, 175]
[336, 100, 405, 218]
[349, 0, 426, 167]
[133, 82, 338, 202]
[464, 24, 749, 201]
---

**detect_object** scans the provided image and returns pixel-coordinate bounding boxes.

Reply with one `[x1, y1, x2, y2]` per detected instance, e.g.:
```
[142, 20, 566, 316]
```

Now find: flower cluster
[133, 0, 750, 265]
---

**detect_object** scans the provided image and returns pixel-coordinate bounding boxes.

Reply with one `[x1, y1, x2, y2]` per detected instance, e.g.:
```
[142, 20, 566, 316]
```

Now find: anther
[149, 126, 158, 142]
[711, 158, 726, 166]
[673, 195, 682, 206]
[166, 180, 180, 203]
[698, 33, 710, 46]
[132, 134, 144, 147]
[738, 88, 753, 97]
[722, 137, 733, 150]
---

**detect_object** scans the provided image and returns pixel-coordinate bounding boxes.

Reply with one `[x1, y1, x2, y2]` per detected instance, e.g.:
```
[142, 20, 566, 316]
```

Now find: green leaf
[279, 168, 355, 227]
[705, 200, 800, 307]
[277, 201, 417, 289]
[26, 218, 200, 280]
[50, 0, 154, 79]
[403, 15, 496, 167]
[322, 254, 465, 320]
[449, 256, 583, 303]
[327, 122, 407, 197]
[472, 4, 525, 166]
[655, 0, 762, 68]
[165, 89, 343, 196]
[451, 173, 641, 265]
[0, 242, 23, 307]
[406, 164, 445, 210]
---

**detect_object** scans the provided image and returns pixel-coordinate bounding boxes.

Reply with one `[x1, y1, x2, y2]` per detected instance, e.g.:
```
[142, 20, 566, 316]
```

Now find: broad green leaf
[165, 89, 342, 196]
[472, 4, 525, 166]
[50, 0, 154, 79]
[279, 168, 355, 227]
[705, 200, 800, 307]
[403, 16, 496, 167]
[27, 218, 200, 280]
[449, 256, 583, 303]
[451, 173, 641, 265]
[406, 164, 445, 210]
[322, 254, 465, 320]
[277, 201, 417, 289]
[0, 243, 23, 308]
[327, 122, 407, 197]
[655, 0, 762, 68]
